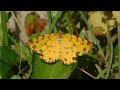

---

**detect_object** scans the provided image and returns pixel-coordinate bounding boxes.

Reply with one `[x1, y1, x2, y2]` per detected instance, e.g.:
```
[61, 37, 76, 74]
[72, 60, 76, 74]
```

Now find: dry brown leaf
[112, 11, 120, 23]
[88, 11, 116, 35]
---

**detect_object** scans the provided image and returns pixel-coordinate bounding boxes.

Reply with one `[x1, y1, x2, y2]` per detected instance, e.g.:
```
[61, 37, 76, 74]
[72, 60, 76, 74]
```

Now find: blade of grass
[47, 11, 52, 31]
[117, 24, 120, 78]
[67, 11, 79, 36]
[64, 12, 73, 34]
[40, 11, 63, 35]
[105, 32, 113, 79]
[67, 12, 79, 35]
[77, 67, 96, 79]
[95, 68, 107, 79]
[17, 39, 22, 76]
[96, 62, 117, 79]
[51, 11, 57, 33]
[43, 11, 63, 34]
[8, 34, 16, 44]
[79, 11, 106, 61]
[10, 11, 23, 32]
[105, 21, 113, 79]
[50, 11, 63, 33]
[1, 11, 8, 46]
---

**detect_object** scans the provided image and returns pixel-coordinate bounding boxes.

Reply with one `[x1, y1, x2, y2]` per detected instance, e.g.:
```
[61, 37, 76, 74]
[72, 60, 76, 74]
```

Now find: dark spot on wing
[72, 57, 76, 60]
[64, 58, 67, 61]
[76, 51, 80, 55]
[40, 53, 44, 57]
[39, 49, 43, 52]
[36, 40, 39, 43]
[29, 40, 33, 44]
[32, 45, 36, 49]
[42, 35, 44, 40]
[66, 47, 68, 49]
[83, 47, 87, 52]
[44, 42, 47, 45]
[49, 58, 52, 60]
[73, 44, 76, 47]
[81, 42, 84, 45]
[36, 37, 39, 40]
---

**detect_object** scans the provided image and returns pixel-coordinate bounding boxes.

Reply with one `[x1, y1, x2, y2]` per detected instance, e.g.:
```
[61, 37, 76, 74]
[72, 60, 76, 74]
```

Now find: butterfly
[27, 33, 93, 65]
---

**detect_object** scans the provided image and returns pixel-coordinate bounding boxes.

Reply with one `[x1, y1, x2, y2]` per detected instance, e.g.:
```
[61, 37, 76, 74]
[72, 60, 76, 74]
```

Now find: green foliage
[30, 54, 77, 79]
[1, 11, 8, 46]
[0, 45, 19, 79]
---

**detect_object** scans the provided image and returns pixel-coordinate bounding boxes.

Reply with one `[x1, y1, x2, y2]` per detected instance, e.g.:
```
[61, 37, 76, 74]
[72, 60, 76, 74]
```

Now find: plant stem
[117, 24, 120, 78]
[47, 11, 52, 31]
[10, 11, 23, 32]
[105, 21, 113, 79]
[1, 11, 8, 46]
[105, 35, 113, 79]
[79, 11, 106, 61]
[78, 67, 96, 79]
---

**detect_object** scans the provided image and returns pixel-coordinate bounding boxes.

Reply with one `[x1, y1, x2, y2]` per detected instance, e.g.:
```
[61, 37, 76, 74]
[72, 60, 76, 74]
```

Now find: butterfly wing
[27, 33, 56, 54]
[64, 34, 93, 56]
[40, 34, 60, 63]
[58, 34, 78, 65]
[27, 33, 93, 65]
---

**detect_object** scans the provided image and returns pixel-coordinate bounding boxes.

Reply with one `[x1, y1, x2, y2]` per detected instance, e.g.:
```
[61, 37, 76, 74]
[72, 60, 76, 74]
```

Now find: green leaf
[25, 12, 36, 24]
[30, 54, 77, 79]
[5, 12, 11, 22]
[14, 42, 32, 68]
[0, 45, 19, 79]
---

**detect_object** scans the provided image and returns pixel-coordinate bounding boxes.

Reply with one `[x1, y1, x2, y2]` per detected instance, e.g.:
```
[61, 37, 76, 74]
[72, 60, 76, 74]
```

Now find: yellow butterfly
[27, 33, 93, 65]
